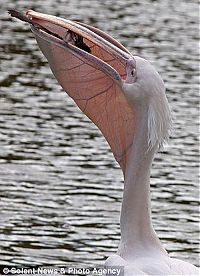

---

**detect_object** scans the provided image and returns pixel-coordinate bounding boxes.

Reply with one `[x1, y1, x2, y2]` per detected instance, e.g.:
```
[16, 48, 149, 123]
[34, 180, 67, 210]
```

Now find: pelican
[9, 10, 199, 275]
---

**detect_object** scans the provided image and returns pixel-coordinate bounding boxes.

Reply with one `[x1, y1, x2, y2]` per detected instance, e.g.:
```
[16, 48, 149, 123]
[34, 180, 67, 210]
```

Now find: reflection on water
[0, 0, 199, 268]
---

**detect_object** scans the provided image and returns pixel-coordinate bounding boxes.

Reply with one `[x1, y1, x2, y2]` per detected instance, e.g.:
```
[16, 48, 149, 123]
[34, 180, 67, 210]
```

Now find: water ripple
[0, 0, 199, 268]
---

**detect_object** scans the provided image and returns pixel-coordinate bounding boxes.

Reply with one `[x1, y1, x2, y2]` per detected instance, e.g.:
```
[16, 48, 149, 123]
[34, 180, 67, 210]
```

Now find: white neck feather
[147, 92, 172, 150]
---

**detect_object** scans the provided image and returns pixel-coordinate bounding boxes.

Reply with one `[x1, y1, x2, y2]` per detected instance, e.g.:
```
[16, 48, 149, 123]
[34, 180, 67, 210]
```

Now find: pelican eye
[131, 68, 136, 76]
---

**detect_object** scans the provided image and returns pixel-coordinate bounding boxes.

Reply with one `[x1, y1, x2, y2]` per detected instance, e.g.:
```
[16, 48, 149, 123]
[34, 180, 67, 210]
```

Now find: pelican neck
[118, 102, 166, 260]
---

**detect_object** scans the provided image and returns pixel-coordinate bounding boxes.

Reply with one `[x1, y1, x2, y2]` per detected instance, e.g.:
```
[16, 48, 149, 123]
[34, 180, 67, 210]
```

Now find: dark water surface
[0, 0, 199, 268]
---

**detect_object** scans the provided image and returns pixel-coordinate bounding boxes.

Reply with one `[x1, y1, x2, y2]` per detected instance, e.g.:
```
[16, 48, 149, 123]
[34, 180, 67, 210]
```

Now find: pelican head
[123, 56, 172, 150]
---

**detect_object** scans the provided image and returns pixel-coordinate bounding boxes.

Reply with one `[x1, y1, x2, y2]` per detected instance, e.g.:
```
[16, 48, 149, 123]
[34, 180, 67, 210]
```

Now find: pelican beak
[24, 10, 132, 81]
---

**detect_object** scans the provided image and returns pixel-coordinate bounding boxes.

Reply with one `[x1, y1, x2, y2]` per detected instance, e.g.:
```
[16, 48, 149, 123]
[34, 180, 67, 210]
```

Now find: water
[0, 0, 199, 268]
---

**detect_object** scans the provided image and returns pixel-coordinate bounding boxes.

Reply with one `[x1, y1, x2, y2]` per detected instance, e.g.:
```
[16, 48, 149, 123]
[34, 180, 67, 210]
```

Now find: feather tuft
[147, 92, 172, 151]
